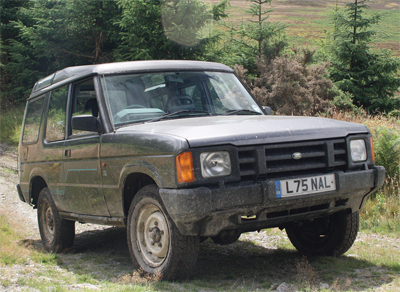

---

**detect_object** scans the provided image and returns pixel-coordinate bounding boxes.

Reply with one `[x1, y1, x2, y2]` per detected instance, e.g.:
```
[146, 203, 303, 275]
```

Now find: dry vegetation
[324, 109, 400, 131]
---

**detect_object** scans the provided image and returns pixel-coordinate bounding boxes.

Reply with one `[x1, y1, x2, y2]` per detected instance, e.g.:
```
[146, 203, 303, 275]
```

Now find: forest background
[0, 0, 399, 234]
[1, 0, 399, 114]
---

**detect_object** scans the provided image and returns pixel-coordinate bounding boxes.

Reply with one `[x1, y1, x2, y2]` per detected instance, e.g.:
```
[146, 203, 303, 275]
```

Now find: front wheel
[127, 185, 199, 280]
[37, 187, 75, 252]
[285, 211, 359, 256]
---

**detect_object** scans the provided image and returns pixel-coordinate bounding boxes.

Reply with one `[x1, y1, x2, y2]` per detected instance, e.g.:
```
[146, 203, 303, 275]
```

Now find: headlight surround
[200, 151, 231, 178]
[350, 139, 367, 162]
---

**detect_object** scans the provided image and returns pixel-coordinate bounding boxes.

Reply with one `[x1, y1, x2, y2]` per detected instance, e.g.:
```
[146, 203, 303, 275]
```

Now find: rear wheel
[285, 211, 359, 256]
[37, 187, 75, 252]
[127, 185, 199, 280]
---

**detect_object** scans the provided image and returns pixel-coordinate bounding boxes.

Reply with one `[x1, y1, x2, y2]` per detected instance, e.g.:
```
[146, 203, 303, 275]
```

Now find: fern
[373, 127, 400, 181]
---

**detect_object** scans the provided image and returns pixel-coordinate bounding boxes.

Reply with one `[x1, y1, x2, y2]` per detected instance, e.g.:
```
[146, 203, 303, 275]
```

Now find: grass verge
[0, 213, 160, 291]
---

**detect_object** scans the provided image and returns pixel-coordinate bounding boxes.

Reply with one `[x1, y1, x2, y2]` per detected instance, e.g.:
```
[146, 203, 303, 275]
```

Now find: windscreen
[100, 71, 262, 127]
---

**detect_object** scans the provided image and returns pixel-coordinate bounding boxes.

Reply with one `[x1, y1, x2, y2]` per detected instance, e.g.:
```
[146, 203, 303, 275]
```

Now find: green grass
[0, 215, 29, 265]
[351, 235, 400, 271]
[0, 215, 58, 267]
[360, 191, 400, 235]
[0, 215, 161, 291]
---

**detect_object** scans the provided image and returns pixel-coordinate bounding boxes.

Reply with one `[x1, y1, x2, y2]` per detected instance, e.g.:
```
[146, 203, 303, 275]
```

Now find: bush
[234, 46, 367, 116]
[327, 86, 358, 112]
[236, 53, 336, 116]
[373, 127, 400, 182]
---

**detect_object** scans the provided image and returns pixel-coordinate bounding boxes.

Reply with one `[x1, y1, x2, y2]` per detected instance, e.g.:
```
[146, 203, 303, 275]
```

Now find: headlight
[200, 151, 231, 178]
[350, 139, 367, 162]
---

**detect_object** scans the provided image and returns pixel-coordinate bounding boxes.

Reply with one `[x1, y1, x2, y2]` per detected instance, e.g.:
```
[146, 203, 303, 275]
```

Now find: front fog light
[350, 139, 367, 162]
[200, 151, 231, 178]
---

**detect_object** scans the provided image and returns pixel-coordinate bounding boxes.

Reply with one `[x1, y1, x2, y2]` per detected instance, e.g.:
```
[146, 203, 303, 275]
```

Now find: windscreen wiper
[226, 109, 262, 115]
[146, 110, 211, 123]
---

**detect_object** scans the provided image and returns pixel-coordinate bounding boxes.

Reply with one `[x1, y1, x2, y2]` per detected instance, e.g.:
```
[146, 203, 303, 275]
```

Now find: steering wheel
[166, 96, 194, 112]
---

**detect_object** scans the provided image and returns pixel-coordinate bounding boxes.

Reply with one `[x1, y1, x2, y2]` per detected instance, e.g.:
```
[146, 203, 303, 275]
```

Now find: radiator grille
[238, 139, 347, 181]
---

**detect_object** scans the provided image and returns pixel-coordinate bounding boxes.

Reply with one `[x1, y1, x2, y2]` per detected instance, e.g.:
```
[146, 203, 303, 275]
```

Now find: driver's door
[61, 78, 109, 216]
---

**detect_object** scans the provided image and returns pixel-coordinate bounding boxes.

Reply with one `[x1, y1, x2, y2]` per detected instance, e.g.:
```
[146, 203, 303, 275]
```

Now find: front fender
[102, 155, 176, 217]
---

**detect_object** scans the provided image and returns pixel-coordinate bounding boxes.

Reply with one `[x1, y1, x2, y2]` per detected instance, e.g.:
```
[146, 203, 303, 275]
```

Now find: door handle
[65, 149, 71, 157]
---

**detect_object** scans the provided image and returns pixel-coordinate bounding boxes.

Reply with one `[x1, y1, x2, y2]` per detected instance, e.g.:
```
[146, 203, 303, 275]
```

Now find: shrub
[327, 86, 358, 113]
[234, 46, 358, 116]
[373, 127, 400, 182]
[244, 54, 336, 115]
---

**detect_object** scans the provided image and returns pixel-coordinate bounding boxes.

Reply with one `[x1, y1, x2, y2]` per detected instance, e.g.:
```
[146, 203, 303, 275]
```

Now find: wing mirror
[71, 115, 102, 133]
[262, 106, 272, 115]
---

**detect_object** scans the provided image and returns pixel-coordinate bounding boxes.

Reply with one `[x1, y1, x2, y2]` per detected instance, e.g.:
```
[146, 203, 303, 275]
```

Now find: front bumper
[159, 166, 385, 236]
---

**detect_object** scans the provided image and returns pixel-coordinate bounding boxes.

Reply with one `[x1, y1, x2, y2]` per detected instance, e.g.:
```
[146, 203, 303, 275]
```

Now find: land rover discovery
[17, 60, 385, 279]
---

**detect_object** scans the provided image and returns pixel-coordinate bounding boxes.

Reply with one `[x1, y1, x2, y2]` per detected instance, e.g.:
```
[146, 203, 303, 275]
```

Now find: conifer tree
[226, 0, 286, 76]
[1, 0, 121, 103]
[329, 0, 400, 112]
[116, 0, 229, 61]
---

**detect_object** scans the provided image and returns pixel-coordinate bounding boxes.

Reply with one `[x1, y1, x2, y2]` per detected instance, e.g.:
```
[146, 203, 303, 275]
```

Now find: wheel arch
[122, 172, 156, 217]
[30, 176, 47, 207]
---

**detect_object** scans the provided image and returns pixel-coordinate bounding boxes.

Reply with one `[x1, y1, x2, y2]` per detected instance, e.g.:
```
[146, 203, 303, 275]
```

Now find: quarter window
[22, 96, 45, 144]
[46, 85, 68, 142]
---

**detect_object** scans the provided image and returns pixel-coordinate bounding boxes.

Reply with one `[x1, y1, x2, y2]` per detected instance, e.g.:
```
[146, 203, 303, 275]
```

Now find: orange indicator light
[176, 152, 195, 183]
[370, 136, 375, 162]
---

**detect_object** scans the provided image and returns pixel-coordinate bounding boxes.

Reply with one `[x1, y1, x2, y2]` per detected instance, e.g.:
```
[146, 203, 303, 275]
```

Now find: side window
[46, 85, 68, 142]
[70, 79, 98, 136]
[22, 96, 45, 144]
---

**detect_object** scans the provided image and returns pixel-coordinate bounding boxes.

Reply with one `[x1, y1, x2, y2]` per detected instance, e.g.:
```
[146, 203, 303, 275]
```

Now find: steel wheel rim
[136, 204, 170, 267]
[41, 200, 55, 243]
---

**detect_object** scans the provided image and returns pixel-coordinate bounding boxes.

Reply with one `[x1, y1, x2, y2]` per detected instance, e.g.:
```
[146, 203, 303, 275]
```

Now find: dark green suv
[17, 60, 385, 280]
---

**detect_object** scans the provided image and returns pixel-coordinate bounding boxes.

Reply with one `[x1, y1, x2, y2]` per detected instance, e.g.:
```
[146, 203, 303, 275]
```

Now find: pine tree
[0, 0, 33, 104]
[116, 0, 229, 61]
[329, 0, 400, 112]
[1, 0, 122, 104]
[225, 0, 286, 76]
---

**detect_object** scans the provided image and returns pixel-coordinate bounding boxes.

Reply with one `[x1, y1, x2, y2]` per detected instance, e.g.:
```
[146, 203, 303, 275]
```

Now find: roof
[32, 60, 234, 94]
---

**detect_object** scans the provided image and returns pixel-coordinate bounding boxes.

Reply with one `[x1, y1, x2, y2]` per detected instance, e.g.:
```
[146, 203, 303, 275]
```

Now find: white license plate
[275, 174, 336, 198]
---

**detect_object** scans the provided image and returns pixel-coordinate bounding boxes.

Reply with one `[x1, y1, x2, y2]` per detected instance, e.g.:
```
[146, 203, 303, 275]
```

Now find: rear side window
[22, 96, 45, 144]
[46, 85, 68, 142]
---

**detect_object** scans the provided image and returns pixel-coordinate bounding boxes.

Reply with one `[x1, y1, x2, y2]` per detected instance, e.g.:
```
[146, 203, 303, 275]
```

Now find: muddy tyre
[37, 187, 75, 252]
[127, 185, 199, 280]
[286, 211, 359, 256]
